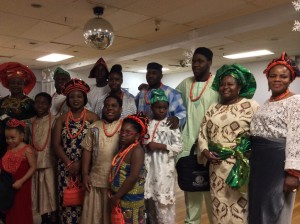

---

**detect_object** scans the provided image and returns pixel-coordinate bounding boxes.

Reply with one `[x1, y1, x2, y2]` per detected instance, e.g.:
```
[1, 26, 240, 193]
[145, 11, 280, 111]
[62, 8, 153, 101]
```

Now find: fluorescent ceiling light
[36, 53, 74, 62]
[138, 68, 170, 73]
[223, 50, 274, 59]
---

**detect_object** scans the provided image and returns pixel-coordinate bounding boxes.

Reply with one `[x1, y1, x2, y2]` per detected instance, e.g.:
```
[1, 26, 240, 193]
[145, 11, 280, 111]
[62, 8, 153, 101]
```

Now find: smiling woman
[52, 79, 99, 224]
[198, 63, 259, 224]
[249, 52, 300, 224]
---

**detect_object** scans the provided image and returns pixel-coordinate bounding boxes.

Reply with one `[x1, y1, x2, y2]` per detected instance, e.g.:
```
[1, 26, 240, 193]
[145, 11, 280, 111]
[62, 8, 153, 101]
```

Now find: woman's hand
[82, 174, 91, 192]
[284, 174, 299, 192]
[110, 195, 121, 208]
[12, 179, 23, 190]
[202, 149, 220, 162]
[68, 161, 81, 176]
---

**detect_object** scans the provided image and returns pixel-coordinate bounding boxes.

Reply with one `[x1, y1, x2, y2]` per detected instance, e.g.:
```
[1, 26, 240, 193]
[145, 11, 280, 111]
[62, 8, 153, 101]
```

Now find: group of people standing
[0, 46, 299, 224]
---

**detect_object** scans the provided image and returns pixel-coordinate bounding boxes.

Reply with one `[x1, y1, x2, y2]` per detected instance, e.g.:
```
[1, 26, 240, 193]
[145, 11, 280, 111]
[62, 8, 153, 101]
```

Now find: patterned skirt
[58, 160, 82, 224]
[111, 161, 145, 224]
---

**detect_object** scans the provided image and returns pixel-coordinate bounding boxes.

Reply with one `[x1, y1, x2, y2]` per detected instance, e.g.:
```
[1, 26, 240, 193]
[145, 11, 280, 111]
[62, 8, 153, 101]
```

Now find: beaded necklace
[103, 119, 123, 137]
[66, 108, 87, 139]
[32, 115, 51, 152]
[189, 74, 211, 102]
[150, 120, 161, 142]
[269, 89, 290, 102]
[109, 142, 139, 183]
[2, 145, 28, 174]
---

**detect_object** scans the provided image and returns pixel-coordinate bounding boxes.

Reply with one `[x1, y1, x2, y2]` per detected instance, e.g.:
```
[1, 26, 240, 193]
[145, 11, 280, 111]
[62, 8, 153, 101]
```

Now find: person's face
[68, 90, 85, 110]
[54, 75, 70, 93]
[34, 96, 51, 117]
[119, 122, 139, 148]
[219, 75, 241, 103]
[108, 73, 122, 92]
[146, 69, 162, 87]
[5, 129, 24, 149]
[103, 97, 122, 122]
[151, 101, 168, 121]
[268, 65, 292, 96]
[8, 77, 24, 95]
[93, 65, 108, 84]
[192, 54, 212, 80]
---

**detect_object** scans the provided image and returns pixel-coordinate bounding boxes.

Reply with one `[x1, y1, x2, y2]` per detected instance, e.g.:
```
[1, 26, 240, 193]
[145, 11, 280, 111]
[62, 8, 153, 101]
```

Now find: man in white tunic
[50, 67, 71, 117]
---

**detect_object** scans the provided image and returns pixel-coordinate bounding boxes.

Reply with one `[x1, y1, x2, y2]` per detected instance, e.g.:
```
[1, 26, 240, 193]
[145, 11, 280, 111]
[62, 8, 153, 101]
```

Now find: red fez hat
[62, 78, 90, 96]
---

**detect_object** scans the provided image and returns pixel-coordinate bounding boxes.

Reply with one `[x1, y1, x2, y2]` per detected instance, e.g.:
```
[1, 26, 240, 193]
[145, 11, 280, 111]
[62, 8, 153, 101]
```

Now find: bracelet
[66, 160, 74, 168]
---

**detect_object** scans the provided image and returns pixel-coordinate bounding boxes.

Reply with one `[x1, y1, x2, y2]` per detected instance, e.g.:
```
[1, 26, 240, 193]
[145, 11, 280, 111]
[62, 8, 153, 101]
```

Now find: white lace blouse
[250, 95, 300, 170]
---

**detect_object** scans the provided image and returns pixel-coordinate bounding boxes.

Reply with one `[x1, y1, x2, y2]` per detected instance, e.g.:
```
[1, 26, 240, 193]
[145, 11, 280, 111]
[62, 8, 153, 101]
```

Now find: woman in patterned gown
[0, 62, 36, 158]
[198, 64, 259, 224]
[249, 52, 300, 224]
[52, 79, 98, 224]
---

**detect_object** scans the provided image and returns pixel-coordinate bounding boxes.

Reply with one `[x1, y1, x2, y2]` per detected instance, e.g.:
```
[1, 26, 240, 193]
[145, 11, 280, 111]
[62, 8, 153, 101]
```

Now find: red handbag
[63, 176, 84, 206]
[111, 205, 125, 224]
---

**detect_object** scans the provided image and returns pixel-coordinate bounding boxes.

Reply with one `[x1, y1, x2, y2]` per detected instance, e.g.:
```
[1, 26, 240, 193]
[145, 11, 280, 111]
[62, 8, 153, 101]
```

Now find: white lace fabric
[250, 95, 300, 170]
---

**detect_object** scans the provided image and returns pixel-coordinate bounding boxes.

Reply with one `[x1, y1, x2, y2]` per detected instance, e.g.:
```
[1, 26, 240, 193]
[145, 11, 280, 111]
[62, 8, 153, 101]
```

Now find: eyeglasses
[119, 130, 137, 136]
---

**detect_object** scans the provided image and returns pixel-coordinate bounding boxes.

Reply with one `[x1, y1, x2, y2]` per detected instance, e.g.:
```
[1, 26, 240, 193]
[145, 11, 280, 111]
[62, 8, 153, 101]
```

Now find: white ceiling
[0, 0, 299, 76]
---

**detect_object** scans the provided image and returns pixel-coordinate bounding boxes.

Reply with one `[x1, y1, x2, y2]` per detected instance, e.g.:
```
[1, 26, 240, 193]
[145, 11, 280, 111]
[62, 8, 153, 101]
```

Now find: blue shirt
[136, 84, 186, 127]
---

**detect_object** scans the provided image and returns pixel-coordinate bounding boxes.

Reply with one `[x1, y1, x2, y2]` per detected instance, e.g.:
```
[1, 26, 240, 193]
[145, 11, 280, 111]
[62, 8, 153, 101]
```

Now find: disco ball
[83, 17, 114, 50]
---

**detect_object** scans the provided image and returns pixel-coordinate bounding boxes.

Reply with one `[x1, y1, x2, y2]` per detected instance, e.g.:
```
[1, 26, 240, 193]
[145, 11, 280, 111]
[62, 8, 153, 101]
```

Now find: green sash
[208, 136, 250, 191]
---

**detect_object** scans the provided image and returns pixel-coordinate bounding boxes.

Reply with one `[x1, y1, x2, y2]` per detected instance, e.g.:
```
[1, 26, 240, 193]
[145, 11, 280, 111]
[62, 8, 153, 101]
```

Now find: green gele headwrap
[150, 89, 168, 104]
[53, 67, 70, 80]
[211, 64, 257, 99]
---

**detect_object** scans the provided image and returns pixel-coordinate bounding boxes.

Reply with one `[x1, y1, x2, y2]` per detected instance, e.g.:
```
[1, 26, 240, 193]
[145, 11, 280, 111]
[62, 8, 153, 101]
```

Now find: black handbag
[176, 144, 210, 192]
[0, 169, 15, 211]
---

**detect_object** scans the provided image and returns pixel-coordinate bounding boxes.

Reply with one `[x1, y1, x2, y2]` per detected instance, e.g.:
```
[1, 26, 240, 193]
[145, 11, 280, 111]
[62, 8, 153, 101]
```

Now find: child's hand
[12, 180, 23, 190]
[83, 174, 91, 192]
[110, 195, 121, 208]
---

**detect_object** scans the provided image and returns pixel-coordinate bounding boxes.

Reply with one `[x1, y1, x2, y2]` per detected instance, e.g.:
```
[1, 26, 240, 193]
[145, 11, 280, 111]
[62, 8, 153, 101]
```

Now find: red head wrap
[0, 62, 36, 95]
[6, 118, 26, 128]
[124, 112, 149, 137]
[62, 78, 90, 96]
[264, 52, 300, 81]
[88, 57, 109, 78]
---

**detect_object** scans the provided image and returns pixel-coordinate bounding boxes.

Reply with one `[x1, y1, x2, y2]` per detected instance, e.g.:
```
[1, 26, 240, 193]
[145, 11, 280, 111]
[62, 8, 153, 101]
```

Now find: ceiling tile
[0, 12, 38, 36]
[124, 0, 197, 17]
[106, 10, 150, 31]
[54, 29, 86, 46]
[20, 21, 73, 41]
